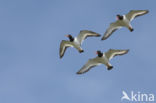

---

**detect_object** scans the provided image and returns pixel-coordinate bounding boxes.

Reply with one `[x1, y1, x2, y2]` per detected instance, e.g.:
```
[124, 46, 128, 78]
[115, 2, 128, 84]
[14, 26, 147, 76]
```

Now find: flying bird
[77, 49, 129, 74]
[101, 10, 149, 40]
[59, 30, 101, 58]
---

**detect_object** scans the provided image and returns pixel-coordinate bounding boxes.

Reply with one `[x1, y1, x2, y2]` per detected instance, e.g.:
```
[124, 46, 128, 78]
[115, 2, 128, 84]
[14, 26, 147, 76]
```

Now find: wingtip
[60, 55, 63, 59]
[146, 10, 149, 13]
[125, 49, 130, 53]
[76, 72, 82, 75]
[96, 34, 101, 37]
[101, 37, 106, 40]
[127, 49, 130, 52]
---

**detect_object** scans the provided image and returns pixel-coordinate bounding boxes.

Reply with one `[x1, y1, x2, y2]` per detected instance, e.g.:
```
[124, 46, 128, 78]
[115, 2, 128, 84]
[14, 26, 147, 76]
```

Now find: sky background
[0, 0, 156, 103]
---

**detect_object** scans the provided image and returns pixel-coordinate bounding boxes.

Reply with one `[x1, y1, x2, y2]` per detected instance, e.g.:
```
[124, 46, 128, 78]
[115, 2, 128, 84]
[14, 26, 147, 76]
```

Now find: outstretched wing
[101, 21, 122, 40]
[105, 49, 129, 60]
[77, 58, 100, 74]
[126, 10, 149, 21]
[59, 40, 74, 58]
[77, 30, 101, 45]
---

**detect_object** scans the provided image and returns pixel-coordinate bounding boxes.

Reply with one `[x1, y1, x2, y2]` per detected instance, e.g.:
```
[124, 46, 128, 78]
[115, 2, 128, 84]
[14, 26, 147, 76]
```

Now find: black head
[96, 50, 103, 57]
[116, 14, 123, 20]
[66, 34, 74, 42]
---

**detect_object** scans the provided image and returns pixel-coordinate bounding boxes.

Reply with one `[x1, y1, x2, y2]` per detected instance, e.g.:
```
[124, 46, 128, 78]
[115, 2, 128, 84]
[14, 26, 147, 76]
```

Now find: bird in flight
[101, 10, 149, 40]
[59, 30, 101, 58]
[77, 49, 129, 74]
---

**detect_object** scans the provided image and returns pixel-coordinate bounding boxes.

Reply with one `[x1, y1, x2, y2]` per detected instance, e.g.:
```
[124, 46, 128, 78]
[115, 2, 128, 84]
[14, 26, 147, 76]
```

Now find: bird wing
[77, 58, 100, 74]
[105, 49, 129, 60]
[77, 30, 101, 45]
[101, 21, 122, 40]
[59, 40, 74, 58]
[126, 10, 149, 21]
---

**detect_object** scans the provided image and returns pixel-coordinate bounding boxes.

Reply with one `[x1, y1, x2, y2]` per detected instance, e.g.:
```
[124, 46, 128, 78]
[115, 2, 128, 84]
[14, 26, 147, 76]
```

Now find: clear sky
[0, 0, 155, 103]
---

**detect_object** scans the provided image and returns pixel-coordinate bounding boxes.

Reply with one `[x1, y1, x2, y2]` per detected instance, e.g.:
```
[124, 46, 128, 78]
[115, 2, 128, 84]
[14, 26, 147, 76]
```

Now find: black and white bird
[77, 49, 129, 74]
[59, 30, 101, 58]
[101, 10, 149, 40]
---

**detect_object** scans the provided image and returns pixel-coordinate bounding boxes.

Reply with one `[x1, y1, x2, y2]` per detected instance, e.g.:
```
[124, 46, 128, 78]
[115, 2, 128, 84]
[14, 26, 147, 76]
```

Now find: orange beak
[96, 51, 98, 54]
[65, 35, 69, 37]
[116, 16, 119, 20]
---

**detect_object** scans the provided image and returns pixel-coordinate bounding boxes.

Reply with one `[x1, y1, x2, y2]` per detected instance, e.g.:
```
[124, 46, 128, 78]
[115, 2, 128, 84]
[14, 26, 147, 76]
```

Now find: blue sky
[0, 0, 156, 103]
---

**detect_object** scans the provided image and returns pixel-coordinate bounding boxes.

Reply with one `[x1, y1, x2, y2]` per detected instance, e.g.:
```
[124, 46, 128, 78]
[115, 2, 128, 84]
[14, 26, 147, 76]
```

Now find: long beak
[116, 16, 119, 20]
[96, 51, 98, 55]
[65, 35, 69, 37]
